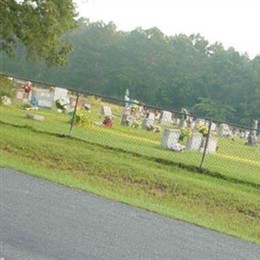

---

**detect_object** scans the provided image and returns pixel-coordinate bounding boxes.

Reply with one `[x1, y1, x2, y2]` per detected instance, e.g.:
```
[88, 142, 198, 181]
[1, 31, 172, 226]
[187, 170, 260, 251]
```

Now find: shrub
[0, 76, 14, 104]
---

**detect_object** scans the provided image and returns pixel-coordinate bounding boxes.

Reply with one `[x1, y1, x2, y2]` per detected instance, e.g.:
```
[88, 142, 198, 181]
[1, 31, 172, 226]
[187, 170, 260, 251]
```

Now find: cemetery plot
[1, 91, 259, 186]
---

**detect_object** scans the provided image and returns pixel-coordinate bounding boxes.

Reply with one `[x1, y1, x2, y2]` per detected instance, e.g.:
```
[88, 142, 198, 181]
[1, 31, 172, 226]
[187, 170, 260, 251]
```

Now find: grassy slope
[1, 104, 259, 187]
[1, 123, 260, 244]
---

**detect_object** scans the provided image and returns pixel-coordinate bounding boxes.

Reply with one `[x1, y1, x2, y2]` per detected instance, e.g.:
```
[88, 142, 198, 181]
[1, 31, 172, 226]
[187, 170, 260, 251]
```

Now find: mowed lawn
[1, 103, 259, 186]
[0, 103, 260, 244]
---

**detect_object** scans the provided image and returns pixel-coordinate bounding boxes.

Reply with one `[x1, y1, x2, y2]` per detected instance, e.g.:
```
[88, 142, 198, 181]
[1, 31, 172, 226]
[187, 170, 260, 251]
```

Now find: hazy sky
[74, 0, 260, 58]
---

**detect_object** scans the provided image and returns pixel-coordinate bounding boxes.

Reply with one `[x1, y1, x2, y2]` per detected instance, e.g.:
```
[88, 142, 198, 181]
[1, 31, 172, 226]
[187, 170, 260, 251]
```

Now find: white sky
[74, 0, 260, 59]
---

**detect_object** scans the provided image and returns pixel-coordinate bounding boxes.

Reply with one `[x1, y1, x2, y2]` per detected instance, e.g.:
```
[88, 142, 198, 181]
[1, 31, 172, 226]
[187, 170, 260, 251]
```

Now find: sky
[73, 0, 260, 59]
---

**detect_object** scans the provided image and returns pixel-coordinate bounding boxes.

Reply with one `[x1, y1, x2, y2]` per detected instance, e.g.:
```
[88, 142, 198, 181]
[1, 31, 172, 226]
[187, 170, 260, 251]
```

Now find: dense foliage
[0, 0, 77, 65]
[1, 18, 260, 125]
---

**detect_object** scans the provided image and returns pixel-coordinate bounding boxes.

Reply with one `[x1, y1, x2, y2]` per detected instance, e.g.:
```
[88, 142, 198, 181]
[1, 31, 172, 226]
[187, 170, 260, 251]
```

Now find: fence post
[199, 118, 212, 170]
[69, 92, 80, 135]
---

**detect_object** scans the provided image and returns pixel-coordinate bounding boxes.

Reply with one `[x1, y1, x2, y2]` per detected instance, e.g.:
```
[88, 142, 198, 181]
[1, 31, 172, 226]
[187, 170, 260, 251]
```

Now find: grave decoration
[73, 111, 92, 128]
[103, 116, 113, 128]
[22, 81, 32, 99]
[55, 98, 71, 113]
[197, 123, 208, 137]
[179, 127, 192, 142]
[161, 129, 184, 151]
[1, 96, 12, 105]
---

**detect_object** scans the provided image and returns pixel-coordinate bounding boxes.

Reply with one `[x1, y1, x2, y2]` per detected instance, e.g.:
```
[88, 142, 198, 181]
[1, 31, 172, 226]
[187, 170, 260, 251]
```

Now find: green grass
[1, 103, 259, 186]
[1, 123, 260, 244]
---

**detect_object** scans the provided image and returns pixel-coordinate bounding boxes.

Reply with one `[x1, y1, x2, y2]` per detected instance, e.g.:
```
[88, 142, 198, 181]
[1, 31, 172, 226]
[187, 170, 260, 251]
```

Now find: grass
[1, 122, 260, 244]
[1, 103, 259, 186]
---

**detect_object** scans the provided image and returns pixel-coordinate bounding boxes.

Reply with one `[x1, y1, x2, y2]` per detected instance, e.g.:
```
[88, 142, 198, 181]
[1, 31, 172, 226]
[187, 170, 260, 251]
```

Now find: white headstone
[175, 118, 180, 126]
[54, 87, 68, 101]
[180, 119, 188, 128]
[186, 133, 203, 151]
[31, 89, 54, 108]
[190, 121, 196, 130]
[218, 124, 231, 137]
[160, 129, 180, 148]
[101, 105, 112, 117]
[147, 112, 155, 120]
[160, 111, 172, 125]
[199, 137, 218, 153]
[207, 137, 218, 153]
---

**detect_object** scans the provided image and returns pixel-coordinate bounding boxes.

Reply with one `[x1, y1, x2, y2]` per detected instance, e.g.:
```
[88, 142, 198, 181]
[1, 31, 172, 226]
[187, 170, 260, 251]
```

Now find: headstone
[160, 111, 172, 125]
[147, 112, 155, 120]
[175, 118, 180, 126]
[121, 107, 133, 126]
[190, 121, 196, 130]
[195, 118, 205, 125]
[26, 113, 45, 121]
[54, 87, 68, 101]
[252, 120, 258, 140]
[160, 129, 180, 148]
[186, 133, 203, 151]
[69, 97, 77, 107]
[101, 105, 112, 117]
[16, 89, 24, 100]
[179, 119, 188, 128]
[206, 137, 218, 153]
[218, 123, 231, 137]
[31, 89, 54, 108]
[199, 137, 218, 153]
[142, 118, 154, 130]
[1, 96, 12, 105]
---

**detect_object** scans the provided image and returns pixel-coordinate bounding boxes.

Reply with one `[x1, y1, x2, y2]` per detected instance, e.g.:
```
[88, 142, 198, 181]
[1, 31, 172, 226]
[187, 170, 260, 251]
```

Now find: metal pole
[199, 118, 212, 170]
[69, 92, 80, 135]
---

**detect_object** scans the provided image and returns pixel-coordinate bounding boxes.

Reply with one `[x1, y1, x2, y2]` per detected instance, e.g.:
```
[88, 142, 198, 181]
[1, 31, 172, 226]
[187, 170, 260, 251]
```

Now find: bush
[0, 76, 14, 104]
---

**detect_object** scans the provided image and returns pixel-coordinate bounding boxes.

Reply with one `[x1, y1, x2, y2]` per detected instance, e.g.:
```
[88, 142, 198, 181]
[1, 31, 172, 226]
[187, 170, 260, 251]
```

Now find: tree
[0, 0, 77, 66]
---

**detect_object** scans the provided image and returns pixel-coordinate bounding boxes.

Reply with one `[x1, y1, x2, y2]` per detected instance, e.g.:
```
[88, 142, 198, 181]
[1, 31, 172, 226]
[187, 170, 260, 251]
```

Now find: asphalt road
[0, 168, 259, 260]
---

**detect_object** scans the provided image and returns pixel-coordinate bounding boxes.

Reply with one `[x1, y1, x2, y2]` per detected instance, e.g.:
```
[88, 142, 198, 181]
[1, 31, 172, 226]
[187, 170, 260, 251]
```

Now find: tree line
[1, 18, 260, 126]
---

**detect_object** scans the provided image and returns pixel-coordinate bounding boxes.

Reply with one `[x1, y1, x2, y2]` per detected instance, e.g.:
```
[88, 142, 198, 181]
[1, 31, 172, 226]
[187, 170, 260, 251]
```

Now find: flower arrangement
[74, 111, 92, 128]
[179, 127, 192, 141]
[197, 123, 208, 137]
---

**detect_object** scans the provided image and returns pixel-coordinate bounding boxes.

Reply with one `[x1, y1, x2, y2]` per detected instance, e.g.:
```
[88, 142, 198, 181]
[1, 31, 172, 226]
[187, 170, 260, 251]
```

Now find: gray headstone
[160, 129, 180, 148]
[186, 133, 203, 151]
[26, 113, 45, 121]
[142, 118, 154, 130]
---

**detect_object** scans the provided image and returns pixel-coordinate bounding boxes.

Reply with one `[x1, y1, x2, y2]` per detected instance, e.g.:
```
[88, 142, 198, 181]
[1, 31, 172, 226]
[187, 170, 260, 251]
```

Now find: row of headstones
[16, 87, 69, 108]
[94, 105, 259, 144]
[160, 129, 218, 153]
[141, 110, 258, 140]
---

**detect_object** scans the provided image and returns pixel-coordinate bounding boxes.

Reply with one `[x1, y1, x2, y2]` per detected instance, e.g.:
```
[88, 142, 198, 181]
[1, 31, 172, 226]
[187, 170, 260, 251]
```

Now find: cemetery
[1, 79, 260, 244]
[0, 82, 259, 187]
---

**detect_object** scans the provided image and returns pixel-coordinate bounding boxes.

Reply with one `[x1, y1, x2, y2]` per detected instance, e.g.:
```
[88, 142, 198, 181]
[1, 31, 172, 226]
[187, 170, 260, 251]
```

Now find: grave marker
[160, 129, 180, 148]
